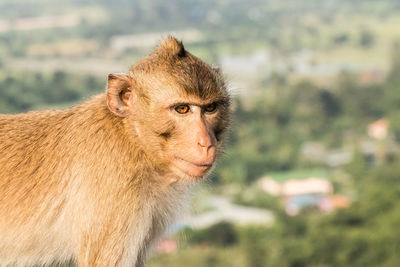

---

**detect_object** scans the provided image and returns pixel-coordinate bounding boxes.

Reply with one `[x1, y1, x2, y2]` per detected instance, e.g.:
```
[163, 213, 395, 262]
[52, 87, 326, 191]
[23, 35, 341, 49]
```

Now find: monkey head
[106, 37, 230, 179]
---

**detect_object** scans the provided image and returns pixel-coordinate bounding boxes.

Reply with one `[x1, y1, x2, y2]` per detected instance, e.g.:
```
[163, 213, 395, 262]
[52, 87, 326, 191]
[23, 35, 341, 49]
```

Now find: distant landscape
[2, 0, 400, 266]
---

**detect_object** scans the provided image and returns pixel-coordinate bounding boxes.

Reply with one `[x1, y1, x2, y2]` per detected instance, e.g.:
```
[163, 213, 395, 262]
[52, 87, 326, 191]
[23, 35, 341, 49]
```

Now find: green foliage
[359, 29, 375, 48]
[240, 227, 270, 267]
[178, 156, 400, 267]
[215, 66, 389, 184]
[233, 187, 282, 211]
[0, 71, 104, 113]
[184, 221, 238, 247]
[332, 33, 349, 46]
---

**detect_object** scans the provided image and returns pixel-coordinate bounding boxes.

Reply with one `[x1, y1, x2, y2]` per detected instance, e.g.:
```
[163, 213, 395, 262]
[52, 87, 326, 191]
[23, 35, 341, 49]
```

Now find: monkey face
[143, 91, 227, 178]
[124, 73, 229, 179]
[106, 37, 230, 179]
[167, 101, 218, 178]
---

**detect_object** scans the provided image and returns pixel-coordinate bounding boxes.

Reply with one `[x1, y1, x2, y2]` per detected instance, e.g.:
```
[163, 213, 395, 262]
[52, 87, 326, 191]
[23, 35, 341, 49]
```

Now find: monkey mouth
[172, 156, 213, 178]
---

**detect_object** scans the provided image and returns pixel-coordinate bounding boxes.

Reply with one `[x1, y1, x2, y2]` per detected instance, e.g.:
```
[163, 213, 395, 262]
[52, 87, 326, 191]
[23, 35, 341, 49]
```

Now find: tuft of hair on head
[155, 36, 186, 58]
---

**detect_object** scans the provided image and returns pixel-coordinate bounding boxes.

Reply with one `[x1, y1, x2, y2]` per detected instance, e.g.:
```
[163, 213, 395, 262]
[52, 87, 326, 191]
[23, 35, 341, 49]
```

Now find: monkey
[0, 37, 230, 267]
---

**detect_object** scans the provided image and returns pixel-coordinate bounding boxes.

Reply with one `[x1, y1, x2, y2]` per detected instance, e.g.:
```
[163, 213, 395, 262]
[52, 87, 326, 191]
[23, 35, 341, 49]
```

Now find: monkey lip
[173, 156, 214, 178]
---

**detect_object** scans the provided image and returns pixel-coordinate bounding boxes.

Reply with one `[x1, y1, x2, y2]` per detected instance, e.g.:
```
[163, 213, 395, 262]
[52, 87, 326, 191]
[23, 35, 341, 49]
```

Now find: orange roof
[368, 118, 389, 140]
[329, 195, 350, 208]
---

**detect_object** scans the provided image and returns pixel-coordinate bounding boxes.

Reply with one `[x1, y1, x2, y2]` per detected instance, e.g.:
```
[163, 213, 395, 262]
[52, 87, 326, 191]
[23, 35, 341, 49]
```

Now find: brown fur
[0, 37, 230, 267]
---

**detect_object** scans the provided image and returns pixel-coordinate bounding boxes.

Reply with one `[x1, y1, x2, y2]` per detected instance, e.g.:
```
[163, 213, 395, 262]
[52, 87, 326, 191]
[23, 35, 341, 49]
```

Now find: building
[259, 176, 350, 215]
[368, 118, 389, 140]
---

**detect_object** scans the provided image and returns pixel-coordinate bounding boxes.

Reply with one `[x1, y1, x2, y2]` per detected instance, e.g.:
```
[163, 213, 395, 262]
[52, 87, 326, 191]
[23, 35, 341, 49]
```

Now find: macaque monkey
[0, 37, 230, 267]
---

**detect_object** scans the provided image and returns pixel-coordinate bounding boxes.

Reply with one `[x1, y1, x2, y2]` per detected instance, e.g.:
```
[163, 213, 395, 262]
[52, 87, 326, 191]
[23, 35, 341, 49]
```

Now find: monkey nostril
[198, 139, 212, 149]
[198, 142, 216, 160]
[198, 141, 207, 148]
[198, 133, 215, 149]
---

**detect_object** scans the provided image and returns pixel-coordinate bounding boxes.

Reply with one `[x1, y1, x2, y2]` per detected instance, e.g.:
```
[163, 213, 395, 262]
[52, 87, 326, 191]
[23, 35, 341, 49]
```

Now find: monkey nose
[198, 135, 213, 151]
[197, 138, 216, 162]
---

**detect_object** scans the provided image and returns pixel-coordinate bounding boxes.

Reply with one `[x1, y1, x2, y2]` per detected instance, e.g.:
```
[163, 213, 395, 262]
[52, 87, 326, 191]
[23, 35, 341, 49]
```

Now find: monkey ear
[106, 73, 134, 117]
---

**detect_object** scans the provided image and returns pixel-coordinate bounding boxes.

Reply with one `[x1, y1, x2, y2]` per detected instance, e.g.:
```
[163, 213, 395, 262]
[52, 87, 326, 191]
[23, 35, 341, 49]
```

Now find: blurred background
[1, 0, 400, 266]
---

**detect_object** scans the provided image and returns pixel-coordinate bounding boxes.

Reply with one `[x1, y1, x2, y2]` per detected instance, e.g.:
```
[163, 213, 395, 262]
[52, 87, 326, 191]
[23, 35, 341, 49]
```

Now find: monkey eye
[204, 103, 217, 113]
[174, 104, 190, 114]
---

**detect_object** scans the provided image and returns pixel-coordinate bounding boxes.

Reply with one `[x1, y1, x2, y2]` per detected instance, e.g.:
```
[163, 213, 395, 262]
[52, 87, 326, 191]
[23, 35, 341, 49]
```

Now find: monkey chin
[172, 157, 214, 179]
